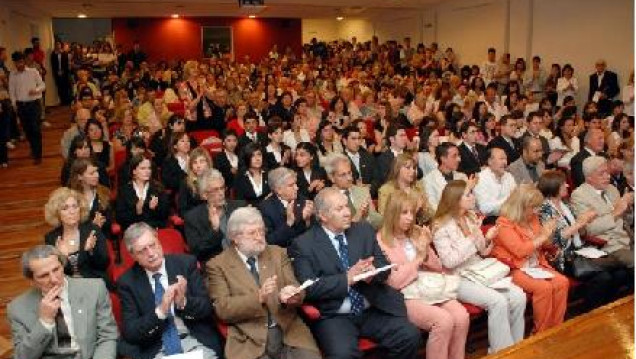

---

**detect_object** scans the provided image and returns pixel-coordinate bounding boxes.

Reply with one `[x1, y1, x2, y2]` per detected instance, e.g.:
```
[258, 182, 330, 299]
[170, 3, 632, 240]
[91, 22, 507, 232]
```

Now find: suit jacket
[238, 133, 267, 152]
[117, 254, 223, 359]
[295, 167, 328, 200]
[458, 142, 486, 176]
[207, 245, 319, 359]
[44, 222, 111, 288]
[213, 151, 238, 189]
[8, 278, 118, 359]
[345, 149, 379, 197]
[177, 181, 205, 217]
[288, 222, 408, 318]
[161, 156, 187, 192]
[570, 183, 630, 253]
[115, 182, 170, 230]
[492, 216, 551, 270]
[50, 51, 70, 77]
[233, 170, 271, 206]
[488, 135, 520, 164]
[264, 144, 291, 169]
[507, 158, 545, 185]
[588, 70, 620, 102]
[259, 195, 310, 248]
[570, 149, 593, 188]
[343, 185, 383, 229]
[184, 201, 245, 263]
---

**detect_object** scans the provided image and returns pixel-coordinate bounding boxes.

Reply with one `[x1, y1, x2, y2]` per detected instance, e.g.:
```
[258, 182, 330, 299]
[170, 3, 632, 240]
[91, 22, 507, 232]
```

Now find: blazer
[588, 70, 620, 102]
[345, 149, 379, 197]
[184, 200, 245, 263]
[213, 151, 238, 189]
[8, 278, 118, 359]
[50, 51, 71, 77]
[458, 142, 487, 176]
[295, 167, 328, 200]
[233, 170, 270, 206]
[488, 135, 520, 164]
[288, 222, 408, 318]
[264, 144, 292, 169]
[423, 168, 468, 211]
[117, 254, 223, 359]
[207, 245, 319, 359]
[432, 217, 488, 274]
[491, 216, 550, 269]
[238, 133, 267, 152]
[161, 156, 187, 192]
[88, 186, 112, 237]
[259, 194, 310, 248]
[343, 185, 383, 229]
[177, 181, 205, 217]
[507, 158, 545, 185]
[44, 222, 111, 288]
[569, 149, 593, 188]
[570, 183, 630, 253]
[115, 182, 170, 230]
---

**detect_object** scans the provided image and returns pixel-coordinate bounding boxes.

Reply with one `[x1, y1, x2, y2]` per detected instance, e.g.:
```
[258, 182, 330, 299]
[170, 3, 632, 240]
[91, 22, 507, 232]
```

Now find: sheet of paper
[488, 276, 512, 290]
[575, 247, 607, 259]
[592, 91, 602, 103]
[165, 350, 203, 359]
[353, 264, 396, 282]
[521, 267, 555, 280]
[292, 278, 319, 295]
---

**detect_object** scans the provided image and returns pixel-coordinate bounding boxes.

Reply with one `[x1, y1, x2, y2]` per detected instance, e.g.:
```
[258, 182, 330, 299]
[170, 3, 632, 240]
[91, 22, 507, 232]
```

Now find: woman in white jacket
[432, 179, 526, 353]
[556, 64, 578, 107]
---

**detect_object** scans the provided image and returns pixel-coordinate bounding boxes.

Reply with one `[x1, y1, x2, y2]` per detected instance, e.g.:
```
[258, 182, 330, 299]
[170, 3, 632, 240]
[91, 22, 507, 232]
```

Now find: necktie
[153, 273, 183, 355]
[471, 146, 480, 162]
[601, 191, 611, 204]
[334, 234, 365, 316]
[526, 164, 539, 182]
[344, 189, 356, 217]
[55, 308, 72, 348]
[246, 257, 274, 326]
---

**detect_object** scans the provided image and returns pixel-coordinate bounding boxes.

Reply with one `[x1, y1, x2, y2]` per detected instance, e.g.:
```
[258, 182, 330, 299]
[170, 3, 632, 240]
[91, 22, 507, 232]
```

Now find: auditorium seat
[157, 228, 188, 254]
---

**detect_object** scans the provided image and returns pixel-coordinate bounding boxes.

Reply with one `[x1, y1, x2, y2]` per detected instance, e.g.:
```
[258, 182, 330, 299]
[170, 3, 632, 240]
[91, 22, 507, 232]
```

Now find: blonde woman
[432, 180, 526, 353]
[378, 153, 433, 224]
[178, 147, 212, 216]
[378, 190, 469, 359]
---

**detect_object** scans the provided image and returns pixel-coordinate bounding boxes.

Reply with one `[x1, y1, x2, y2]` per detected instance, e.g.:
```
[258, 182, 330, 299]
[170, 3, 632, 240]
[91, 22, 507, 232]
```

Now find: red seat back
[158, 228, 187, 254]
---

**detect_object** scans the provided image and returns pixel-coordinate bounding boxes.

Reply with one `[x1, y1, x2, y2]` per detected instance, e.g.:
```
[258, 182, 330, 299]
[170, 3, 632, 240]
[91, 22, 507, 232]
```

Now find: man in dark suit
[458, 122, 486, 176]
[117, 222, 223, 359]
[521, 110, 562, 167]
[259, 167, 313, 248]
[238, 112, 267, 151]
[377, 124, 422, 183]
[488, 114, 520, 164]
[341, 125, 379, 198]
[184, 169, 245, 264]
[588, 59, 620, 116]
[50, 40, 72, 105]
[288, 188, 421, 359]
[571, 128, 606, 188]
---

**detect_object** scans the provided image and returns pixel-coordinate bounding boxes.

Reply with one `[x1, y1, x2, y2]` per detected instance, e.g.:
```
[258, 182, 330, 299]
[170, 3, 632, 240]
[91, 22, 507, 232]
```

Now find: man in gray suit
[507, 136, 545, 184]
[7, 245, 118, 359]
[325, 153, 382, 229]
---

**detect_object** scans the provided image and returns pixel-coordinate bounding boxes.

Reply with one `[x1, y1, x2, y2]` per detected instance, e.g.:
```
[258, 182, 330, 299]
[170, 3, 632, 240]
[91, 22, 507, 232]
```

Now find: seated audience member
[184, 169, 245, 264]
[315, 120, 344, 166]
[85, 118, 113, 170]
[474, 147, 517, 220]
[113, 107, 140, 151]
[341, 125, 379, 197]
[225, 101, 248, 137]
[264, 122, 292, 169]
[327, 153, 382, 229]
[288, 187, 422, 359]
[177, 147, 212, 216]
[283, 110, 311, 151]
[61, 135, 110, 187]
[214, 129, 240, 190]
[493, 184, 569, 333]
[487, 115, 520, 164]
[417, 126, 441, 178]
[238, 112, 267, 150]
[507, 136, 545, 184]
[118, 136, 149, 189]
[570, 128, 606, 188]
[8, 245, 117, 359]
[259, 167, 313, 247]
[116, 155, 170, 230]
[378, 124, 421, 183]
[549, 116, 580, 169]
[379, 190, 469, 359]
[293, 142, 328, 200]
[432, 180, 526, 352]
[423, 143, 468, 210]
[571, 156, 635, 268]
[61, 107, 90, 159]
[207, 207, 321, 359]
[521, 111, 557, 165]
[68, 158, 112, 236]
[537, 170, 631, 311]
[162, 131, 191, 192]
[149, 114, 188, 168]
[234, 142, 271, 206]
[457, 122, 486, 176]
[43, 187, 110, 288]
[117, 223, 222, 359]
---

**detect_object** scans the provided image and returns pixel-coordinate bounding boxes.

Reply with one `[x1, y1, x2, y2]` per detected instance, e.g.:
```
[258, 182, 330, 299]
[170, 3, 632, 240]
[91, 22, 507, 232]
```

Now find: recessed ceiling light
[336, 16, 344, 21]
[77, 13, 87, 18]
[171, 14, 179, 18]
[248, 15, 256, 19]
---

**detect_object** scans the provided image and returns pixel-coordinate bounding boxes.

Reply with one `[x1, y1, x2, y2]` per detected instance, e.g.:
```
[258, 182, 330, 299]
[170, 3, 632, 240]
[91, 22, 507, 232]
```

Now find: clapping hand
[279, 285, 302, 305]
[258, 275, 278, 304]
[173, 275, 188, 310]
[84, 230, 97, 252]
[149, 195, 159, 210]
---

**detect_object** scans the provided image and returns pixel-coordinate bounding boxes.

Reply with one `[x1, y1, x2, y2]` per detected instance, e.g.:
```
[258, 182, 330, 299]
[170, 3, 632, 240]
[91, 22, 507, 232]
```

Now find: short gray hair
[196, 168, 225, 196]
[21, 245, 66, 279]
[314, 187, 343, 222]
[268, 167, 296, 191]
[324, 152, 350, 176]
[227, 207, 265, 241]
[123, 222, 157, 252]
[583, 156, 607, 179]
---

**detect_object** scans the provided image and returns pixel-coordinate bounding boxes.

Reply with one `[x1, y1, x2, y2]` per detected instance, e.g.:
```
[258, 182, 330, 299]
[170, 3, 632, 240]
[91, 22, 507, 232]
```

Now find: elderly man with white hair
[258, 166, 313, 248]
[207, 207, 320, 359]
[571, 156, 634, 269]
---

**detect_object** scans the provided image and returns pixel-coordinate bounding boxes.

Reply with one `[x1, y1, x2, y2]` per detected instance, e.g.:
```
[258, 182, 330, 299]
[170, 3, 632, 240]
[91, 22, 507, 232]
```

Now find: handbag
[563, 250, 604, 280]
[401, 272, 460, 305]
[461, 258, 510, 286]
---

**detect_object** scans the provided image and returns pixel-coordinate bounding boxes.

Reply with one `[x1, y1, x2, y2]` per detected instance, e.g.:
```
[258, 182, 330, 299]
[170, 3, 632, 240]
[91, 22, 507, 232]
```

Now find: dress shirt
[9, 67, 45, 105]
[235, 247, 259, 273]
[132, 181, 149, 201]
[176, 155, 188, 172]
[145, 261, 188, 333]
[474, 167, 517, 216]
[225, 150, 238, 169]
[247, 171, 264, 197]
[346, 150, 361, 174]
[39, 279, 79, 350]
[266, 144, 282, 163]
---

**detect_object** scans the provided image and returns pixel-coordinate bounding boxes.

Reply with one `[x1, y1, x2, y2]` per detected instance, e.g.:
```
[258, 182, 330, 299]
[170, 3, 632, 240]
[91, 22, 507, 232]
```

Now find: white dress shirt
[556, 77, 578, 106]
[346, 150, 361, 174]
[474, 167, 517, 216]
[9, 67, 45, 105]
[146, 261, 188, 333]
[39, 279, 79, 350]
